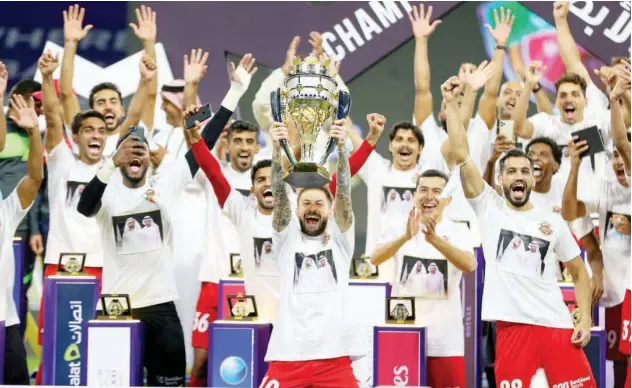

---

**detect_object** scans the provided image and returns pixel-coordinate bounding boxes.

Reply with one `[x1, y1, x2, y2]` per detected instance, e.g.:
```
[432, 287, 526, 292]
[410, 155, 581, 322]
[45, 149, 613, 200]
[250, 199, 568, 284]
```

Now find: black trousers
[133, 301, 186, 387]
[4, 324, 29, 385]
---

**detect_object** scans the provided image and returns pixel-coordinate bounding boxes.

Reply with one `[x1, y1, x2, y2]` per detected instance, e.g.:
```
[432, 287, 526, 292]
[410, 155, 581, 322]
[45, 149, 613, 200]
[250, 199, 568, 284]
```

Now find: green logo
[64, 343, 81, 362]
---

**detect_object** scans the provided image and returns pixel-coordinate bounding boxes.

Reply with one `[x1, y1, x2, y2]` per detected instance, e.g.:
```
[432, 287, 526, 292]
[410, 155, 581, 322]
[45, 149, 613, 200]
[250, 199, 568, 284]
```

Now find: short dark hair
[71, 110, 106, 135]
[297, 186, 334, 204]
[526, 137, 563, 166]
[498, 148, 533, 173]
[388, 121, 425, 147]
[555, 72, 587, 96]
[228, 120, 259, 138]
[89, 82, 123, 108]
[8, 79, 41, 98]
[251, 159, 272, 185]
[416, 169, 449, 189]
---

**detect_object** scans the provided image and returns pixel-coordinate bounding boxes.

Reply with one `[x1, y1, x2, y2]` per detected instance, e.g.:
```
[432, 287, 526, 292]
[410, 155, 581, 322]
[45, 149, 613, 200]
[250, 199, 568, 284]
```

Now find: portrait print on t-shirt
[495, 229, 551, 278]
[381, 186, 416, 216]
[236, 188, 251, 197]
[112, 210, 164, 255]
[253, 237, 276, 275]
[399, 256, 448, 299]
[293, 249, 338, 293]
[65, 181, 88, 209]
[603, 210, 631, 249]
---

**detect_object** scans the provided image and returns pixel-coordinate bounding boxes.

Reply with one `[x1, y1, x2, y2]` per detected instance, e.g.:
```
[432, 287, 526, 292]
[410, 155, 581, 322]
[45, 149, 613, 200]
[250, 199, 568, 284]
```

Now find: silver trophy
[270, 54, 352, 188]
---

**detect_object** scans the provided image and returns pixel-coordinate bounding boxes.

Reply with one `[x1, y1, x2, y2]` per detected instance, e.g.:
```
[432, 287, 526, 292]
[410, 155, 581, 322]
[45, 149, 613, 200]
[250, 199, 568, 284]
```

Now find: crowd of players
[0, 1, 630, 387]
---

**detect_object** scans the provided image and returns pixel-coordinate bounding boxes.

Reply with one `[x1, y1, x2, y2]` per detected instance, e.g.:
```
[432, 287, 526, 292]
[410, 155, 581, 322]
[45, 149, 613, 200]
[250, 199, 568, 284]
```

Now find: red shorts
[620, 289, 631, 356]
[260, 357, 357, 388]
[495, 321, 595, 388]
[427, 356, 465, 388]
[606, 303, 627, 361]
[191, 281, 219, 349]
[38, 264, 102, 345]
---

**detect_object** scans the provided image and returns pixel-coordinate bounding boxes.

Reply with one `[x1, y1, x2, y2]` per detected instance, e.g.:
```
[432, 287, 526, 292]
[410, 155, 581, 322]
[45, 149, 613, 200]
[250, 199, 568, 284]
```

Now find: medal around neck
[57, 253, 87, 276]
[98, 294, 133, 320]
[226, 295, 258, 322]
[270, 54, 352, 189]
[386, 297, 416, 325]
[350, 256, 379, 280]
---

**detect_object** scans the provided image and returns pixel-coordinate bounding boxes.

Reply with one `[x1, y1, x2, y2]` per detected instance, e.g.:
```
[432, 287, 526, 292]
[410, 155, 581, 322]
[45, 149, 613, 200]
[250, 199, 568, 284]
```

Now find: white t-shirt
[103, 134, 120, 159]
[45, 142, 104, 267]
[378, 218, 473, 357]
[579, 178, 630, 307]
[95, 157, 192, 308]
[265, 217, 355, 361]
[222, 190, 278, 322]
[0, 190, 31, 326]
[467, 184, 580, 328]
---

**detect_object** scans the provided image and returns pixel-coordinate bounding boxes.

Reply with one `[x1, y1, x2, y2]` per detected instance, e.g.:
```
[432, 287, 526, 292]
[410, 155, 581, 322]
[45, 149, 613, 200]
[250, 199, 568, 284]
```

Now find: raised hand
[405, 207, 422, 240]
[491, 134, 516, 162]
[184, 48, 209, 85]
[611, 79, 631, 102]
[330, 118, 348, 149]
[308, 31, 324, 58]
[458, 63, 477, 84]
[0, 61, 8, 96]
[282, 36, 300, 75]
[38, 50, 60, 76]
[182, 105, 203, 144]
[8, 95, 38, 132]
[484, 6, 515, 46]
[139, 54, 157, 81]
[269, 122, 289, 150]
[367, 113, 387, 139]
[568, 136, 588, 167]
[63, 4, 93, 43]
[612, 214, 631, 235]
[441, 76, 464, 103]
[129, 5, 157, 43]
[553, 1, 570, 20]
[230, 53, 258, 88]
[519, 60, 546, 89]
[408, 3, 441, 39]
[464, 60, 496, 91]
[113, 136, 148, 168]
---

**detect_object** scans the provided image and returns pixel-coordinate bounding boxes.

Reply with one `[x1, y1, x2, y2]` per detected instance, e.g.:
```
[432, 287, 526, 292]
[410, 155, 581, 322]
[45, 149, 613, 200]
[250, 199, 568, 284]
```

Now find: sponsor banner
[218, 279, 246, 320]
[461, 247, 484, 388]
[42, 277, 98, 386]
[209, 323, 272, 388]
[12, 238, 25, 328]
[374, 326, 426, 387]
[584, 328, 606, 387]
[84, 322, 143, 387]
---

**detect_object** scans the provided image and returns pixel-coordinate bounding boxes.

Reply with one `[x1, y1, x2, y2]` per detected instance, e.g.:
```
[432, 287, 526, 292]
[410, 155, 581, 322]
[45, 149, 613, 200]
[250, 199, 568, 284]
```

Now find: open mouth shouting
[87, 141, 102, 157]
[128, 159, 142, 174]
[237, 152, 251, 164]
[563, 104, 577, 121]
[261, 188, 274, 206]
[533, 162, 543, 178]
[615, 167, 627, 181]
[510, 181, 527, 200]
[304, 212, 321, 227]
[505, 100, 516, 111]
[398, 148, 413, 163]
[104, 112, 117, 127]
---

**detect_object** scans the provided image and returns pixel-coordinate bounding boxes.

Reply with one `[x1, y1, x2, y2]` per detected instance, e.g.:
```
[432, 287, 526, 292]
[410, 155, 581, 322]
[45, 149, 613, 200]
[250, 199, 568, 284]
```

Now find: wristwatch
[495, 45, 507, 51]
[532, 83, 542, 93]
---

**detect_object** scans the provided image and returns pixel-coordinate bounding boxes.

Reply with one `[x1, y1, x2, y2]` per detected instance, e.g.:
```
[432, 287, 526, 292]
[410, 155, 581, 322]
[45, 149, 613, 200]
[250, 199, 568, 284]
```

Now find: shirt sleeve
[357, 151, 386, 184]
[554, 214, 582, 263]
[450, 221, 475, 252]
[222, 190, 247, 229]
[376, 219, 405, 247]
[158, 155, 193, 204]
[466, 182, 504, 219]
[46, 141, 75, 191]
[252, 68, 286, 133]
[332, 217, 355, 262]
[529, 112, 555, 139]
[0, 189, 32, 232]
[569, 216, 594, 239]
[586, 83, 610, 114]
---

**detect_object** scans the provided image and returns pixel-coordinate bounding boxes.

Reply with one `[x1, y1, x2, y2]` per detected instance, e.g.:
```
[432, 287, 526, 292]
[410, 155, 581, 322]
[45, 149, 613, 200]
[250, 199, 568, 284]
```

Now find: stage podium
[373, 325, 427, 387]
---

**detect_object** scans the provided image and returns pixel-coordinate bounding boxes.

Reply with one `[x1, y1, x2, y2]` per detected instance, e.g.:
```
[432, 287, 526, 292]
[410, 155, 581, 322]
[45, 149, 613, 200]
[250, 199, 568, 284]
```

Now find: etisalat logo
[64, 300, 84, 386]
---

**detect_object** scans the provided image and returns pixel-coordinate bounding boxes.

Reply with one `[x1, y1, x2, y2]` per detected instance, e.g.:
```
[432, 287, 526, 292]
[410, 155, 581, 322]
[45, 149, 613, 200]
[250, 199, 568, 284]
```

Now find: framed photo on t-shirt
[112, 210, 164, 255]
[399, 256, 449, 299]
[293, 249, 338, 294]
[495, 229, 551, 278]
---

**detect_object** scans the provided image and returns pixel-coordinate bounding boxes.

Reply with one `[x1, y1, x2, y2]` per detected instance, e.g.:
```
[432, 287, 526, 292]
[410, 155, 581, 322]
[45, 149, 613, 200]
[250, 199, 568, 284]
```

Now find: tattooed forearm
[272, 152, 292, 232]
[334, 149, 353, 232]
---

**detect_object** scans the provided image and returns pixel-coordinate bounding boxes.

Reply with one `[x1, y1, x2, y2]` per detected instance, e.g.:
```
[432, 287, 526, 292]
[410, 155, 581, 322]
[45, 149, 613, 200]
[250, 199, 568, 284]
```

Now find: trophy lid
[289, 53, 337, 79]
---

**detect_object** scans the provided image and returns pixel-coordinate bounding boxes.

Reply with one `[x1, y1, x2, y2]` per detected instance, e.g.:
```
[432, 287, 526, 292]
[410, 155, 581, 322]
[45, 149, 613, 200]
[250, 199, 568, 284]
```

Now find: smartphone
[498, 120, 514, 139]
[185, 103, 212, 129]
[128, 125, 145, 144]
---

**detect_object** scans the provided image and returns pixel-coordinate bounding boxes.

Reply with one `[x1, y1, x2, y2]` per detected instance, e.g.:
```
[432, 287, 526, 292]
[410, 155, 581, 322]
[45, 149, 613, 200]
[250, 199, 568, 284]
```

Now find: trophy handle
[270, 88, 297, 166]
[319, 91, 352, 165]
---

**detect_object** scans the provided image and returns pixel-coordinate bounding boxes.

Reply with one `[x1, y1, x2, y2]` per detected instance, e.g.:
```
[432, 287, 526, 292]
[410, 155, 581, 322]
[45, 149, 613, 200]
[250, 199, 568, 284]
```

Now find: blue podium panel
[209, 322, 272, 388]
[41, 276, 99, 385]
[12, 238, 25, 332]
[82, 320, 144, 387]
[584, 328, 606, 387]
[0, 319, 5, 383]
[461, 247, 484, 388]
[374, 325, 427, 387]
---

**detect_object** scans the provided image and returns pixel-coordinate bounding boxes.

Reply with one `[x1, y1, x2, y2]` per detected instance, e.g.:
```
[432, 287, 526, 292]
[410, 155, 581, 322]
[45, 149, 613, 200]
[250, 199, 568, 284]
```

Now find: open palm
[0, 62, 8, 95]
[129, 5, 157, 42]
[9, 95, 38, 131]
[231, 53, 258, 86]
[484, 7, 515, 46]
[408, 4, 441, 38]
[466, 61, 496, 91]
[63, 5, 93, 42]
[184, 48, 209, 85]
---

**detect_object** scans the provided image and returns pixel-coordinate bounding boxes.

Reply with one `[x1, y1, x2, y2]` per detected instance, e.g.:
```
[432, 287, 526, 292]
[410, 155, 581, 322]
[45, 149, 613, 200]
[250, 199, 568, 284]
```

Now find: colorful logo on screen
[220, 356, 248, 385]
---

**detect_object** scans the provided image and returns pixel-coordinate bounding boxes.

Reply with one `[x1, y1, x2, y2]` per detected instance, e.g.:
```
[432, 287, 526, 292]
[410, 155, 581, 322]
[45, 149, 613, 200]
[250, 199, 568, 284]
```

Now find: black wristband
[495, 45, 507, 51]
[532, 83, 542, 93]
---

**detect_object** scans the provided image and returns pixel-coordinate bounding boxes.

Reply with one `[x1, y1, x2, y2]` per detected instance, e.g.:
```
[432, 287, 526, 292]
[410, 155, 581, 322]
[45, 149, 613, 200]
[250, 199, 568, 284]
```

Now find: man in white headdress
[404, 260, 427, 295]
[500, 235, 526, 270]
[382, 188, 402, 215]
[425, 262, 445, 297]
[121, 217, 143, 253]
[258, 240, 275, 273]
[141, 215, 162, 249]
[523, 241, 543, 275]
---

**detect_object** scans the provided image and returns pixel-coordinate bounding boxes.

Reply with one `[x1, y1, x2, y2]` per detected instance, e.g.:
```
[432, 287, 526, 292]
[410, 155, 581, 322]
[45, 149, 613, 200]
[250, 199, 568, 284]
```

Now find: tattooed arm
[270, 122, 292, 233]
[332, 119, 353, 232]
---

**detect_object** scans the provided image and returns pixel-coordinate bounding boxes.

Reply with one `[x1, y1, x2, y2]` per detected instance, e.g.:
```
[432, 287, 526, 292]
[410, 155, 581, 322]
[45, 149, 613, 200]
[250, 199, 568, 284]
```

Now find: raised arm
[483, 134, 514, 194]
[409, 4, 441, 126]
[129, 5, 158, 130]
[561, 137, 589, 221]
[118, 54, 157, 138]
[61, 5, 93, 127]
[39, 51, 64, 153]
[461, 61, 496, 128]
[183, 49, 209, 109]
[0, 62, 7, 152]
[269, 122, 292, 232]
[553, 1, 592, 84]
[8, 95, 44, 209]
[329, 114, 385, 196]
[479, 7, 514, 129]
[519, 62, 554, 115]
[330, 119, 353, 232]
[610, 79, 631, 174]
[513, 61, 548, 139]
[442, 77, 484, 198]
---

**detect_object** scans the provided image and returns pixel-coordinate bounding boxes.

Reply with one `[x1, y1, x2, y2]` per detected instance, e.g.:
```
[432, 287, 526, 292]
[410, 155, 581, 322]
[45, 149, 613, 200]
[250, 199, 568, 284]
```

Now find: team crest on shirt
[539, 221, 552, 236]
[144, 188, 157, 204]
[553, 206, 561, 214]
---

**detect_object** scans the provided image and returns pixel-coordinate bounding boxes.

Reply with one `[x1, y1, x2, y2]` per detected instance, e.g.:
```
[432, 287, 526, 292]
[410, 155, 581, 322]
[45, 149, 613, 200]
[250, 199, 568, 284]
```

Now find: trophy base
[284, 163, 331, 188]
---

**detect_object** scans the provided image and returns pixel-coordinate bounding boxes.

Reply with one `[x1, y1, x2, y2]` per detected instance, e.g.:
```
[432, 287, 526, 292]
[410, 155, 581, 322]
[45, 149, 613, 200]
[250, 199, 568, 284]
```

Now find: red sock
[36, 363, 43, 385]
[188, 374, 205, 387]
